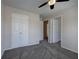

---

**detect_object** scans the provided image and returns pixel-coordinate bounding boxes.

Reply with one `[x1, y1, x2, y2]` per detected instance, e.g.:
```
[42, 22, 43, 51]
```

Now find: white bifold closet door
[53, 18, 61, 43]
[11, 13, 29, 49]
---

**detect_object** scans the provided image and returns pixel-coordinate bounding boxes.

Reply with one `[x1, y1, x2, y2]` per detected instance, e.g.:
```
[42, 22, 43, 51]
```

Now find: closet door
[11, 13, 29, 48]
[53, 18, 61, 43]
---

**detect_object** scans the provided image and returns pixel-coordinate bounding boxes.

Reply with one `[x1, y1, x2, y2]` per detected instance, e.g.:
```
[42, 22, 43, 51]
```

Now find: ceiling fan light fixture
[48, 0, 56, 5]
[50, 5, 54, 9]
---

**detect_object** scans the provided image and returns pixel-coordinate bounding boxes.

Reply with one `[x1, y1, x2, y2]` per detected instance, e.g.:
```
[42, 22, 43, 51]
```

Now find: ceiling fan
[38, 0, 69, 9]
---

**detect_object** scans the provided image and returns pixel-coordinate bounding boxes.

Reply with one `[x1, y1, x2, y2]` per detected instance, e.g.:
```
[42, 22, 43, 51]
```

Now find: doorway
[43, 20, 48, 41]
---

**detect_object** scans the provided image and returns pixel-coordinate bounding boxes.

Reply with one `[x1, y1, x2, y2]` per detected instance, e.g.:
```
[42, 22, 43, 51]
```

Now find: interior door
[11, 13, 29, 48]
[53, 18, 61, 43]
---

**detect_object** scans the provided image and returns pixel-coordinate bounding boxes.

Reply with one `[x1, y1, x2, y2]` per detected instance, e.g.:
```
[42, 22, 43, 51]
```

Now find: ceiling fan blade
[56, 0, 69, 2]
[50, 5, 54, 9]
[38, 1, 48, 8]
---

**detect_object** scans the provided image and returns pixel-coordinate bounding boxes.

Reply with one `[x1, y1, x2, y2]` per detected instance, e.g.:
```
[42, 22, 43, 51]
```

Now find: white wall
[29, 13, 43, 45]
[49, 6, 78, 53]
[61, 7, 78, 53]
[1, 5, 43, 55]
[48, 19, 53, 43]
[1, 4, 6, 56]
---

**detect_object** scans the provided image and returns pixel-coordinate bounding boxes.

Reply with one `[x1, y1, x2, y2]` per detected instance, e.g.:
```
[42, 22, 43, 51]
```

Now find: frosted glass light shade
[48, 0, 56, 5]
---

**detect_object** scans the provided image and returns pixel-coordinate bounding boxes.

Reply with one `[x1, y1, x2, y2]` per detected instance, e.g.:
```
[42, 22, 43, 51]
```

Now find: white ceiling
[3, 0, 77, 17]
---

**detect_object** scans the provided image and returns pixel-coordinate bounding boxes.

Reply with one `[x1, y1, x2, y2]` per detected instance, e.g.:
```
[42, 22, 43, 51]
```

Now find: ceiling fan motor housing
[50, 5, 54, 9]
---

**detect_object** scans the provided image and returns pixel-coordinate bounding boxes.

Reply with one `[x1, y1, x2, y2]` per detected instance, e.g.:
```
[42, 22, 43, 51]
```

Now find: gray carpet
[2, 41, 78, 59]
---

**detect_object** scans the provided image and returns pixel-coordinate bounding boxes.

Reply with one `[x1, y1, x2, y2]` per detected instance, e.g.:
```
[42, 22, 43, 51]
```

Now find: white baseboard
[3, 41, 40, 51]
[61, 45, 78, 53]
